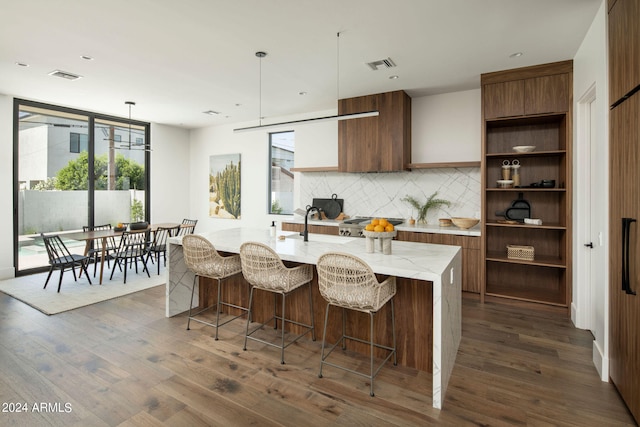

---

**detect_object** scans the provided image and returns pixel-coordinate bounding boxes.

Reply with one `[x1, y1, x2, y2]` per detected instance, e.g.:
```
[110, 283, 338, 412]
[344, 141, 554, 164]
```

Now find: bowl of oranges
[362, 218, 397, 238]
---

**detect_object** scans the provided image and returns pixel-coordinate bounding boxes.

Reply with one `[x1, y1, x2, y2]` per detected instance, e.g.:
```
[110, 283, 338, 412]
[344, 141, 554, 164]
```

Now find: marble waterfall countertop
[282, 217, 481, 236]
[166, 227, 461, 409]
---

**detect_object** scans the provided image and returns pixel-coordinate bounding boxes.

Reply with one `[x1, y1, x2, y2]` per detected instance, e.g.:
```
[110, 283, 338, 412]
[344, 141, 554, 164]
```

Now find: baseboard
[593, 339, 608, 381]
[0, 266, 16, 281]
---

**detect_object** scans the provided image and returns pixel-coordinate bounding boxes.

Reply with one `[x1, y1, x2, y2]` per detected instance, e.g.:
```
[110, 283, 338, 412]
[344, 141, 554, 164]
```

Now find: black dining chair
[177, 218, 197, 236]
[82, 224, 118, 277]
[109, 231, 150, 283]
[41, 233, 92, 292]
[145, 225, 180, 275]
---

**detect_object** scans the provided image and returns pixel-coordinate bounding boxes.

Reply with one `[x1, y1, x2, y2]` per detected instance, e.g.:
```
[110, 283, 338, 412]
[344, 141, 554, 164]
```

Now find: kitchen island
[166, 227, 461, 409]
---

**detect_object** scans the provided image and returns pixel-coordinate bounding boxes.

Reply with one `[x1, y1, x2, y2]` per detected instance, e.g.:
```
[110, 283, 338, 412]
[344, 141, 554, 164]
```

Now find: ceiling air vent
[366, 58, 396, 71]
[48, 70, 82, 81]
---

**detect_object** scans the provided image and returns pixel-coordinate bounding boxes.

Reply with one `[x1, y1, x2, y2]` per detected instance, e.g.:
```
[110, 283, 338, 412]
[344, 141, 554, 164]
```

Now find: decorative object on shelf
[497, 179, 514, 188]
[528, 179, 556, 188]
[362, 230, 397, 254]
[511, 159, 521, 187]
[495, 192, 531, 222]
[451, 217, 479, 229]
[439, 218, 452, 227]
[512, 145, 536, 153]
[502, 160, 512, 180]
[401, 192, 451, 224]
[524, 218, 543, 225]
[507, 244, 535, 261]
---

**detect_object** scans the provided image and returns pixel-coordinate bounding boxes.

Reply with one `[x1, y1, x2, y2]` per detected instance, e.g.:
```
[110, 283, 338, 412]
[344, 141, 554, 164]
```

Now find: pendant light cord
[256, 51, 267, 126]
[337, 32, 340, 102]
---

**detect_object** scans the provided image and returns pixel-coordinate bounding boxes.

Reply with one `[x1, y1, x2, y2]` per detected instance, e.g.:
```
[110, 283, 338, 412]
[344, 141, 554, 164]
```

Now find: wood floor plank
[0, 288, 635, 426]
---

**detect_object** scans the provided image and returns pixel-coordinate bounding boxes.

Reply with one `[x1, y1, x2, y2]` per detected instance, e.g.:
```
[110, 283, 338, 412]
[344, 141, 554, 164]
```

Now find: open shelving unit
[481, 62, 572, 312]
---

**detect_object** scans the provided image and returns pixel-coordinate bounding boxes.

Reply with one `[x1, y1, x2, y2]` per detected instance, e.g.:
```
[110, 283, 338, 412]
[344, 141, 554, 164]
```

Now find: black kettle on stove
[496, 192, 531, 222]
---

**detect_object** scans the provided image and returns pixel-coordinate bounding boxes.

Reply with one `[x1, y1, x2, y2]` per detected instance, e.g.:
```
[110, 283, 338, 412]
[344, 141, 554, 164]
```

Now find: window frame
[268, 130, 295, 215]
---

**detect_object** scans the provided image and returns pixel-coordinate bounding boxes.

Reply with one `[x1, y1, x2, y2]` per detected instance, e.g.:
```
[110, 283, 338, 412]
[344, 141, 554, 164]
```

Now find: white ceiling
[1, 0, 602, 129]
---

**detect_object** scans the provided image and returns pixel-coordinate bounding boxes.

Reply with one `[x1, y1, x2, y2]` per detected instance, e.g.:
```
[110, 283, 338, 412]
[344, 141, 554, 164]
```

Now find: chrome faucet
[301, 206, 321, 242]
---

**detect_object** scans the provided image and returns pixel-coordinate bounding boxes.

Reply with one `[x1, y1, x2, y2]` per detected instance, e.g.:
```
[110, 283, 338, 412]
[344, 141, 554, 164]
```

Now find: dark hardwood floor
[0, 286, 635, 426]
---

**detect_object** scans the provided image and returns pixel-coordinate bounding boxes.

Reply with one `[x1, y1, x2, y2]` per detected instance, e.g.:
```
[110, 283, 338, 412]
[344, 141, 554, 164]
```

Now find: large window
[14, 100, 150, 274]
[269, 131, 294, 214]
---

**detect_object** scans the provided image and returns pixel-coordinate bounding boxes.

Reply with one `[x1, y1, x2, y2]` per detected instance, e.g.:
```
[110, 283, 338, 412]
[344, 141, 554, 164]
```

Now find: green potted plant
[401, 192, 451, 224]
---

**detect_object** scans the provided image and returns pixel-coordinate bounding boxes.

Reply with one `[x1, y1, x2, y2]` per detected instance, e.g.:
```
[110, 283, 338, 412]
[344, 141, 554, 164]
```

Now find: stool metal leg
[318, 302, 331, 379]
[243, 286, 256, 351]
[391, 298, 397, 366]
[307, 282, 316, 341]
[370, 311, 375, 397]
[280, 292, 286, 364]
[214, 277, 222, 340]
[187, 274, 198, 330]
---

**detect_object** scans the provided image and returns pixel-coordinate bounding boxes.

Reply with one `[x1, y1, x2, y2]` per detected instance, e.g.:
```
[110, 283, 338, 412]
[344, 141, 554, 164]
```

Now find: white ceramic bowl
[497, 179, 514, 188]
[512, 145, 536, 153]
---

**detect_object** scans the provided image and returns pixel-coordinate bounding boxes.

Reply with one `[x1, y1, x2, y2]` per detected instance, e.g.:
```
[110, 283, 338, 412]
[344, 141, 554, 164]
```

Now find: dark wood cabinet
[609, 0, 640, 106]
[609, 91, 640, 423]
[338, 90, 411, 172]
[482, 61, 572, 120]
[481, 62, 572, 312]
[609, 2, 640, 421]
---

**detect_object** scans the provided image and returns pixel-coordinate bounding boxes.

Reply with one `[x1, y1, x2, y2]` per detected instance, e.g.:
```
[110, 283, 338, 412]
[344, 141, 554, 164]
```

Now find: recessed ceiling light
[299, 91, 307, 96]
[80, 55, 94, 61]
[389, 75, 399, 80]
[235, 103, 242, 107]
[509, 52, 523, 58]
[15, 62, 29, 67]
[203, 110, 220, 116]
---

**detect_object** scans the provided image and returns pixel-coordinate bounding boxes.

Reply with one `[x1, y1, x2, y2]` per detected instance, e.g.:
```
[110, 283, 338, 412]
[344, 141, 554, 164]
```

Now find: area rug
[0, 268, 165, 315]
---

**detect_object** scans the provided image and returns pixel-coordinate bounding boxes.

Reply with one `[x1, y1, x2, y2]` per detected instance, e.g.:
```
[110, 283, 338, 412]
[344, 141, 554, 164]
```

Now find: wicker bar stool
[183, 235, 249, 340]
[316, 252, 397, 397]
[239, 242, 315, 364]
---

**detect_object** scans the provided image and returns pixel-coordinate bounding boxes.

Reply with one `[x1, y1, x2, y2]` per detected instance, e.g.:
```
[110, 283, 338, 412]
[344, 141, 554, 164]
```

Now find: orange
[378, 218, 389, 227]
[370, 219, 380, 226]
[385, 224, 395, 232]
[364, 224, 375, 231]
[374, 224, 385, 232]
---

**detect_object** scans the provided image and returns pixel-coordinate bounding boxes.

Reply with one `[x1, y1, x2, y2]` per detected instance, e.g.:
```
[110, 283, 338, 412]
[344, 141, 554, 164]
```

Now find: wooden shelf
[485, 284, 567, 307]
[290, 166, 339, 172]
[407, 161, 481, 169]
[486, 150, 566, 158]
[485, 188, 566, 192]
[485, 221, 566, 230]
[486, 252, 567, 268]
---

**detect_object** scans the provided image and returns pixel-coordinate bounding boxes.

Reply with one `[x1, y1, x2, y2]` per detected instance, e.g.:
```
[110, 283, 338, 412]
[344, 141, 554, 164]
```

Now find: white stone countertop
[281, 217, 481, 237]
[169, 227, 461, 282]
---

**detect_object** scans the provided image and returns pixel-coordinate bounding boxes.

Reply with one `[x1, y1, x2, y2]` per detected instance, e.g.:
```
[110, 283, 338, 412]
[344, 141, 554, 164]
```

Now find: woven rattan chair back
[239, 242, 292, 292]
[316, 252, 395, 312]
[182, 234, 242, 279]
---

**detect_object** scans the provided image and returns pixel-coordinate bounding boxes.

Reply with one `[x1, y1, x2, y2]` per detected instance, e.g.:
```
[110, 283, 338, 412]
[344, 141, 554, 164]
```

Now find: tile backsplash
[299, 167, 480, 222]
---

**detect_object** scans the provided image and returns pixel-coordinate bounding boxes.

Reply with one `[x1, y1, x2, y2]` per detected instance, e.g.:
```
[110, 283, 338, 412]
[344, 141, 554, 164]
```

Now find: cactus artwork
[209, 154, 241, 219]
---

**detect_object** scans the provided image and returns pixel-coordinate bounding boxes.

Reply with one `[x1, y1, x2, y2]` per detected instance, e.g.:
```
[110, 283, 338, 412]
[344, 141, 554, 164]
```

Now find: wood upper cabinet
[338, 90, 411, 172]
[609, 0, 640, 106]
[483, 61, 571, 119]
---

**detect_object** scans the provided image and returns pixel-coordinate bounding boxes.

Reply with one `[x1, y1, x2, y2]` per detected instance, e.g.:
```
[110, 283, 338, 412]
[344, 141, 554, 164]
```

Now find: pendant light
[110, 101, 151, 151]
[233, 32, 379, 133]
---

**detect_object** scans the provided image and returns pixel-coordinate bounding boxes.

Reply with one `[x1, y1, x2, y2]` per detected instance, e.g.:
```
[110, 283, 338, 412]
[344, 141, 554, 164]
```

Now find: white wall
[572, 0, 609, 380]
[149, 123, 191, 224]
[0, 95, 14, 279]
[412, 89, 481, 163]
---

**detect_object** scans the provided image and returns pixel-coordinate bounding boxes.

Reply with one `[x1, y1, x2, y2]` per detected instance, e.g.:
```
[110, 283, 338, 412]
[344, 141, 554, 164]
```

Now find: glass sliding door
[94, 118, 147, 227]
[16, 104, 90, 270]
[14, 100, 150, 274]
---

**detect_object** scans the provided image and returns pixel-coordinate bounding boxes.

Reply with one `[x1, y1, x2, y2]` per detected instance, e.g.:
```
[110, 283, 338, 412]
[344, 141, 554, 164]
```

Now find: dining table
[65, 222, 192, 284]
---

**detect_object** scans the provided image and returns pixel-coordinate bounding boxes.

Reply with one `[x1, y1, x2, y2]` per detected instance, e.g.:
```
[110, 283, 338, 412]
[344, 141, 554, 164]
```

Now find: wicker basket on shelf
[506, 245, 535, 261]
